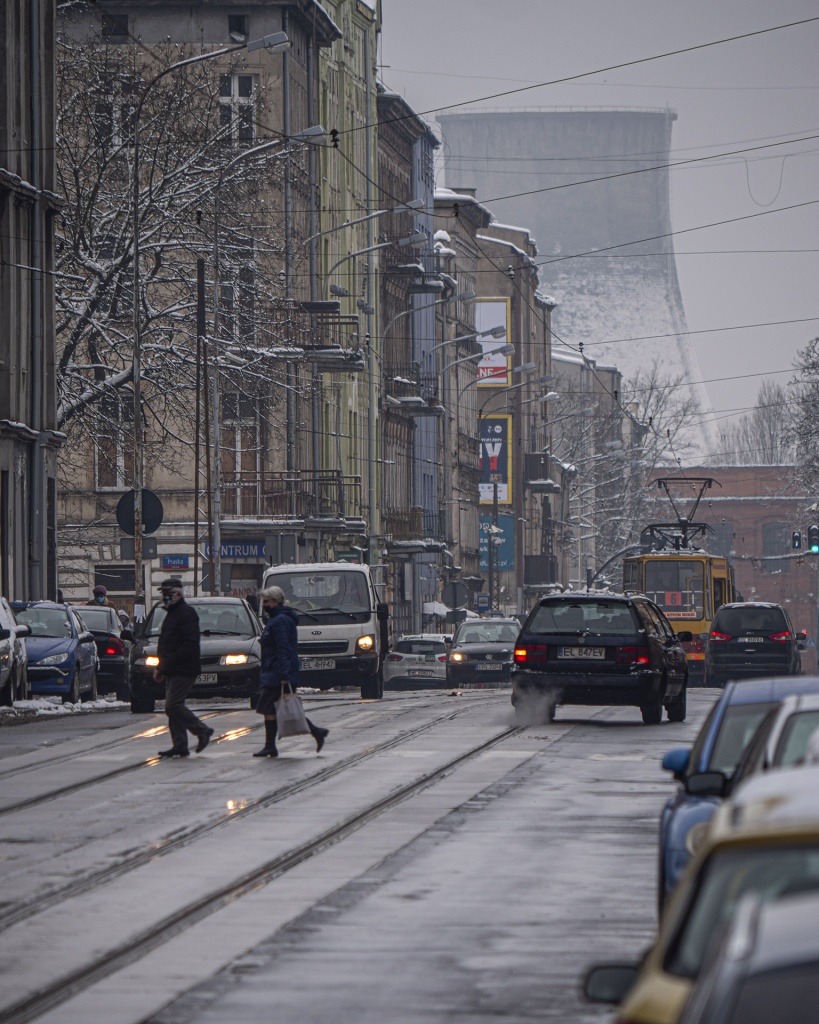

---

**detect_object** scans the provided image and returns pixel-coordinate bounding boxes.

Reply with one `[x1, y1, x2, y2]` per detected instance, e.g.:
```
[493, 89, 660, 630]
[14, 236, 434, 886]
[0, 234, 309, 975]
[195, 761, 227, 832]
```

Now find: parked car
[383, 634, 450, 689]
[0, 596, 30, 704]
[512, 594, 690, 725]
[705, 602, 803, 688]
[72, 605, 134, 701]
[583, 765, 819, 1024]
[446, 618, 520, 688]
[704, 692, 819, 797]
[12, 601, 98, 703]
[679, 890, 819, 1024]
[658, 676, 819, 909]
[129, 596, 261, 713]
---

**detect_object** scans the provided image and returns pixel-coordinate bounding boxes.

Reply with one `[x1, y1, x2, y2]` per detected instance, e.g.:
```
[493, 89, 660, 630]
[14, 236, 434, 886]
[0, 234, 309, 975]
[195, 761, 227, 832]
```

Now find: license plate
[408, 669, 437, 677]
[476, 663, 502, 671]
[558, 647, 605, 659]
[301, 658, 335, 670]
[741, 637, 764, 642]
[196, 673, 218, 684]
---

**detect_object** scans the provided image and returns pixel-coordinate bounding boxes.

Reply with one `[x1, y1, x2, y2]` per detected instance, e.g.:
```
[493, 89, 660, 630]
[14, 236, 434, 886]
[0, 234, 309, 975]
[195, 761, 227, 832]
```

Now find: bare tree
[714, 379, 795, 467]
[788, 337, 819, 486]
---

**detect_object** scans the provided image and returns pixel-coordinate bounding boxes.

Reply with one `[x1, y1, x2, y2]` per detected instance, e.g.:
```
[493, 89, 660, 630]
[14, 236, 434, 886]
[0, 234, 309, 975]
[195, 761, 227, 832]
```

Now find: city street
[0, 688, 715, 1024]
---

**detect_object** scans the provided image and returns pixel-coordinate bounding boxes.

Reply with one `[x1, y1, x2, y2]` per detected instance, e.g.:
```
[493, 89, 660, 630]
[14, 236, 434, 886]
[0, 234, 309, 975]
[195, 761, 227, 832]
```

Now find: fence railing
[221, 471, 362, 520]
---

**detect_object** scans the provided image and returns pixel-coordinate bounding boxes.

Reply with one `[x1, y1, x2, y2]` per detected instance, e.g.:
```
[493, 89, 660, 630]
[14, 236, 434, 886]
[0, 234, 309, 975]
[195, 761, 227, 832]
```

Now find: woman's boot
[253, 718, 278, 757]
[307, 718, 329, 753]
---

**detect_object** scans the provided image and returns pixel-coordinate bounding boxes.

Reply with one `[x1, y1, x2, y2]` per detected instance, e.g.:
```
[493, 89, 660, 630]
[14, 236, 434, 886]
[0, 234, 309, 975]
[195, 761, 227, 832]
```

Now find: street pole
[365, 25, 376, 554]
[194, 259, 205, 596]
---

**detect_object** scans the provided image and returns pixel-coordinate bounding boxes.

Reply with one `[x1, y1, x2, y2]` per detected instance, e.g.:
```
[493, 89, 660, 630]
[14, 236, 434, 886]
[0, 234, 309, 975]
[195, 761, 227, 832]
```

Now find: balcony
[221, 471, 362, 523]
[384, 363, 439, 402]
[383, 506, 423, 540]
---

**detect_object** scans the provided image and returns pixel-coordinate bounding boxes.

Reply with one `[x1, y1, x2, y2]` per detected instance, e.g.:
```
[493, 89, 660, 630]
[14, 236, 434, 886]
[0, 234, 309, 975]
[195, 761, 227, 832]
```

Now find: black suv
[512, 593, 690, 725]
[705, 602, 803, 688]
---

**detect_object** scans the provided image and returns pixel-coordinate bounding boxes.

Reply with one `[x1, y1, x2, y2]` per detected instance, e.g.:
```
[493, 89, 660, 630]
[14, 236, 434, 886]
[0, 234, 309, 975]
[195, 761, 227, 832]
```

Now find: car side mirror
[120, 628, 135, 643]
[583, 963, 640, 1004]
[677, 631, 693, 643]
[81, 631, 95, 643]
[14, 624, 32, 638]
[662, 747, 691, 778]
[685, 771, 726, 797]
[0, 628, 10, 641]
[798, 641, 806, 651]
[377, 602, 390, 622]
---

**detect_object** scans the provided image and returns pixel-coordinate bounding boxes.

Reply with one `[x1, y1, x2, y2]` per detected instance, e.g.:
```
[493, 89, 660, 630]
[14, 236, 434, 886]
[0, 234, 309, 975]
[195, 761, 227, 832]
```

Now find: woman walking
[254, 586, 329, 758]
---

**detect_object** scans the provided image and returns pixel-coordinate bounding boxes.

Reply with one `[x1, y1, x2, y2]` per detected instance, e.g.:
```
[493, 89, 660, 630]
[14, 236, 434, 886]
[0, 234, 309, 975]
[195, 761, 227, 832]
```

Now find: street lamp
[320, 231, 427, 300]
[131, 32, 291, 616]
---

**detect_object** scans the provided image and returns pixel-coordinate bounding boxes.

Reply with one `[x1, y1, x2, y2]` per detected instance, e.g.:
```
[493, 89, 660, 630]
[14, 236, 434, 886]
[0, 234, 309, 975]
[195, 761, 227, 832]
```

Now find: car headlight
[356, 635, 375, 652]
[685, 821, 710, 857]
[137, 655, 160, 668]
[37, 652, 70, 667]
[221, 654, 248, 665]
[450, 651, 465, 662]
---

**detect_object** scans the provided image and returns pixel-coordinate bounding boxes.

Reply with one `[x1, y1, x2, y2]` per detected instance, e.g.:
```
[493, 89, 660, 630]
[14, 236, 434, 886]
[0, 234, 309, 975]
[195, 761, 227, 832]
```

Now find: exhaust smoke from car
[514, 689, 556, 726]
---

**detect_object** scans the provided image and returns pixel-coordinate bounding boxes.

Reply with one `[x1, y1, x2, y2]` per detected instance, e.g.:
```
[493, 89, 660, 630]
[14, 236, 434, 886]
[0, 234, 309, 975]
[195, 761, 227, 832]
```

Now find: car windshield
[666, 843, 819, 979]
[14, 607, 72, 638]
[708, 703, 777, 775]
[395, 639, 446, 655]
[76, 607, 115, 630]
[774, 712, 819, 767]
[455, 622, 519, 644]
[265, 571, 370, 621]
[146, 603, 256, 637]
[527, 601, 637, 636]
[714, 607, 788, 635]
[644, 559, 705, 620]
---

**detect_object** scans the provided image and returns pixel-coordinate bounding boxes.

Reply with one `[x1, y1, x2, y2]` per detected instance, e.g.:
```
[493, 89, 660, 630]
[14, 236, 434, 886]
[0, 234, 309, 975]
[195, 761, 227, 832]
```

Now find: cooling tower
[437, 108, 713, 449]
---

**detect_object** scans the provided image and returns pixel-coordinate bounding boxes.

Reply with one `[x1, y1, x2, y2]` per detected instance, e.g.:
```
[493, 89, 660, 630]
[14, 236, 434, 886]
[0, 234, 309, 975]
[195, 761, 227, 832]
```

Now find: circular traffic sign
[116, 489, 164, 536]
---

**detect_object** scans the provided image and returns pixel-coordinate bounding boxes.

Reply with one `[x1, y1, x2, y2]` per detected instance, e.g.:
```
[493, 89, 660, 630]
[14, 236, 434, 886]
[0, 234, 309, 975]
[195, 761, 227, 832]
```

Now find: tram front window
[644, 561, 705, 620]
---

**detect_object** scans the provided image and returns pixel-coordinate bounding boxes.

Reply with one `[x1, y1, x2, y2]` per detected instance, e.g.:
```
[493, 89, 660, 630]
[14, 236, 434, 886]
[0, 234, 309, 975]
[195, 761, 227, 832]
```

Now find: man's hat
[93, 584, 107, 595]
[157, 577, 184, 591]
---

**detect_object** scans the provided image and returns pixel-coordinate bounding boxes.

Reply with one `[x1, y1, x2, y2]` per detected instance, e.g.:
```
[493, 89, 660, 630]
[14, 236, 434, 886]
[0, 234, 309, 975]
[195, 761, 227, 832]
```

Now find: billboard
[480, 414, 512, 504]
[475, 298, 511, 387]
[479, 513, 515, 571]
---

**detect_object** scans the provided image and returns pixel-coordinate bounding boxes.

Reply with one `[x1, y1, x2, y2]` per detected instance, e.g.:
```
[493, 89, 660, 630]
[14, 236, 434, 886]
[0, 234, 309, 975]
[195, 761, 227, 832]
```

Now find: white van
[261, 562, 389, 699]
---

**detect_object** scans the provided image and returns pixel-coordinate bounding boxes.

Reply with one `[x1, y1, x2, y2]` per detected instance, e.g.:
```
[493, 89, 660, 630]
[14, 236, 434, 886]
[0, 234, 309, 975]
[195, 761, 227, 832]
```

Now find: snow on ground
[0, 695, 129, 719]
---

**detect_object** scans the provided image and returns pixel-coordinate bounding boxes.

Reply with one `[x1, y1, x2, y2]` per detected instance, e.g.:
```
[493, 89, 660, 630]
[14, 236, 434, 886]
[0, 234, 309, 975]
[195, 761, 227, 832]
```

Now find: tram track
[0, 710, 521, 1024]
[0, 696, 499, 933]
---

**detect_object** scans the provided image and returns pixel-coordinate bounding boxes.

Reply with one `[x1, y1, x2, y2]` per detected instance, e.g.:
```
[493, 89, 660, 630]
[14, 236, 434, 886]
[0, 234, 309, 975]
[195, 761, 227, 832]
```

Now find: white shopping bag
[275, 682, 310, 738]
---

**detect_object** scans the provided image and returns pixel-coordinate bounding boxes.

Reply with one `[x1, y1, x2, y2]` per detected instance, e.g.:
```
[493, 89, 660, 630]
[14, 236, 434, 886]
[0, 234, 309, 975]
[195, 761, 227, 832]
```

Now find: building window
[95, 394, 133, 490]
[92, 78, 137, 150]
[709, 522, 734, 558]
[221, 392, 259, 515]
[228, 14, 248, 41]
[220, 241, 256, 343]
[219, 74, 256, 144]
[761, 521, 790, 574]
[100, 14, 129, 41]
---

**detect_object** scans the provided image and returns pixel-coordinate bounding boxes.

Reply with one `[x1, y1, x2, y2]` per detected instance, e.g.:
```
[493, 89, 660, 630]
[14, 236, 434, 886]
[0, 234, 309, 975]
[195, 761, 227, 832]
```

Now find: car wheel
[0, 674, 13, 707]
[80, 669, 98, 703]
[17, 665, 30, 701]
[641, 696, 663, 725]
[360, 670, 384, 700]
[666, 685, 687, 723]
[63, 670, 81, 704]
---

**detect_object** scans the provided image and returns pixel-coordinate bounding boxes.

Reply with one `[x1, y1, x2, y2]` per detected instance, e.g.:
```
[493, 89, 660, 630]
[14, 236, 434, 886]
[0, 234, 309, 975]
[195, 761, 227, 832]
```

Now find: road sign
[475, 593, 490, 611]
[441, 581, 469, 610]
[116, 489, 164, 536]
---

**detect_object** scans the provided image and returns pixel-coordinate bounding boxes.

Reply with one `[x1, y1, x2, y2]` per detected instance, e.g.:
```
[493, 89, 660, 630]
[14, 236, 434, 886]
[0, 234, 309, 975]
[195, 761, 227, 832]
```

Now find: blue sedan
[658, 675, 819, 910]
[12, 602, 98, 704]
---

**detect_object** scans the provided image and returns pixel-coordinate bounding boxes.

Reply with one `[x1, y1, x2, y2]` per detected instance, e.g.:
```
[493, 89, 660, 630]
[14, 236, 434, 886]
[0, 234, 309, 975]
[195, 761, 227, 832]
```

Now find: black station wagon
[512, 593, 690, 725]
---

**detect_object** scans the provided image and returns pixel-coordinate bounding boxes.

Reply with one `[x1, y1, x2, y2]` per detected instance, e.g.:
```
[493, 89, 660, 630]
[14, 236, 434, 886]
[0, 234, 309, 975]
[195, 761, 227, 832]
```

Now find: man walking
[153, 578, 213, 758]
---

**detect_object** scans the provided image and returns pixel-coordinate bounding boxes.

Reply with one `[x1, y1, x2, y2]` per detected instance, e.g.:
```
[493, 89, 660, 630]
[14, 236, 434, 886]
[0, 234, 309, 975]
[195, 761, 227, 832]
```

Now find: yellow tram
[622, 478, 738, 682]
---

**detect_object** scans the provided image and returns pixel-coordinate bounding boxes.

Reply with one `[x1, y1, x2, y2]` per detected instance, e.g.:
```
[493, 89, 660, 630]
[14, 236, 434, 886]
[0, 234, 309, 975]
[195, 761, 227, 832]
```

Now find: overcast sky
[378, 0, 819, 448]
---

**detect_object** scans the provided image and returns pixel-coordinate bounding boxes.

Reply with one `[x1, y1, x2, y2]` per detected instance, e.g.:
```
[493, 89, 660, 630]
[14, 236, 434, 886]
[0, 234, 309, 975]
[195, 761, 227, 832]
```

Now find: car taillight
[385, 653, 403, 662]
[105, 636, 124, 656]
[710, 631, 731, 641]
[514, 644, 549, 664]
[614, 645, 651, 666]
[437, 655, 447, 662]
[769, 631, 791, 642]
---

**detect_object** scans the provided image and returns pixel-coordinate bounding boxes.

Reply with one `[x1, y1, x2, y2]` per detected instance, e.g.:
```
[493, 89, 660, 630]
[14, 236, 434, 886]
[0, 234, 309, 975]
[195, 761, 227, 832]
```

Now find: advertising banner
[480, 414, 512, 504]
[475, 298, 511, 387]
[479, 513, 515, 571]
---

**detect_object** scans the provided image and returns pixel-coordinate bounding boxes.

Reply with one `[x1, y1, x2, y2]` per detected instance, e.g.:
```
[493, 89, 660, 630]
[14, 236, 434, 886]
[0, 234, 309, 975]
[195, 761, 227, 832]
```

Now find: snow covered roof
[434, 188, 493, 222]
[476, 234, 537, 269]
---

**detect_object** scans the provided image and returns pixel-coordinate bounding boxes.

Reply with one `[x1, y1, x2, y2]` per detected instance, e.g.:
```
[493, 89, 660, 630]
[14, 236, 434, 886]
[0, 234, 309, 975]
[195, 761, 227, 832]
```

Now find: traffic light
[793, 530, 803, 550]
[809, 525, 819, 553]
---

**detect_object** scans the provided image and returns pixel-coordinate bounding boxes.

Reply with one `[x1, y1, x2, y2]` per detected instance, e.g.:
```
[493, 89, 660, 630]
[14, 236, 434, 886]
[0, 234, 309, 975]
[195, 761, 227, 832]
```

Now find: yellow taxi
[583, 765, 819, 1024]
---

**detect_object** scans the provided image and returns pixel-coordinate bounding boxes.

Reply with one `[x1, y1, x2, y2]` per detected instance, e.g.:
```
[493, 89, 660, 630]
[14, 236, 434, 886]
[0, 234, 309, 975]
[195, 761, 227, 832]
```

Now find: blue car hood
[26, 637, 73, 662]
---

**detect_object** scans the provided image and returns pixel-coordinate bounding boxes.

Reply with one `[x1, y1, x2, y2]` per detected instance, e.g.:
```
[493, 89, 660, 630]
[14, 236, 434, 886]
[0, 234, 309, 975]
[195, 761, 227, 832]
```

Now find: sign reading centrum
[204, 541, 265, 559]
